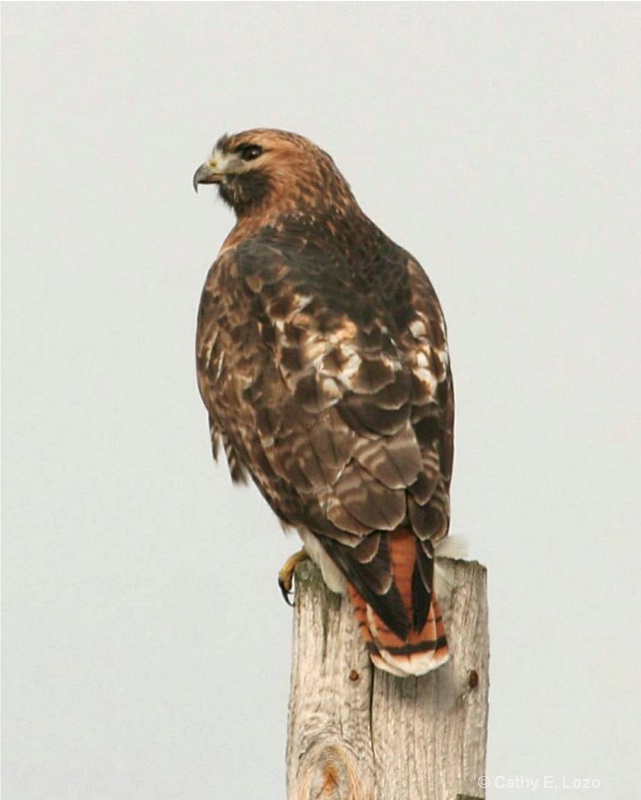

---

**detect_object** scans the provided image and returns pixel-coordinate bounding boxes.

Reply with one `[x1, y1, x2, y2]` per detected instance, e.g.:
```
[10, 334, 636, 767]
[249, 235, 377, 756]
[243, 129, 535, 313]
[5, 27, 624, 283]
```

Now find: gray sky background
[3, 3, 640, 799]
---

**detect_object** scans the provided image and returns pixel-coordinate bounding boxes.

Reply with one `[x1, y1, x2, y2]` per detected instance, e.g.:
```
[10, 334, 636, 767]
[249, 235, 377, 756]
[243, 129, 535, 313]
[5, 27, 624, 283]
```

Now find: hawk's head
[193, 129, 355, 218]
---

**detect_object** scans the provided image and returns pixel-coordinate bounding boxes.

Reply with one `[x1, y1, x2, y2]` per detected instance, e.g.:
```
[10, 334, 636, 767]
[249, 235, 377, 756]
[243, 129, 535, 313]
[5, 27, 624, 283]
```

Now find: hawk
[194, 130, 454, 677]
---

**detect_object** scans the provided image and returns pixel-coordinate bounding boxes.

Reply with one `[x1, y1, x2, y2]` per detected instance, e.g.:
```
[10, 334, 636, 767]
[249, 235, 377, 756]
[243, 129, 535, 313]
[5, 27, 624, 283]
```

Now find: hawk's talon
[279, 580, 295, 607]
[278, 548, 309, 606]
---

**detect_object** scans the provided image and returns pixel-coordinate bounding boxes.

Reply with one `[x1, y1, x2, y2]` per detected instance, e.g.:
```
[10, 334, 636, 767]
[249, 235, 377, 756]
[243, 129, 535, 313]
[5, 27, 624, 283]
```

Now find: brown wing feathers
[198, 237, 452, 671]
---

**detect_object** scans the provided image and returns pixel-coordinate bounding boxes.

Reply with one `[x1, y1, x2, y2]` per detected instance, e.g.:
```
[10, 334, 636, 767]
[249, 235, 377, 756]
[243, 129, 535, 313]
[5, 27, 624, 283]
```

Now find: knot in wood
[297, 742, 370, 800]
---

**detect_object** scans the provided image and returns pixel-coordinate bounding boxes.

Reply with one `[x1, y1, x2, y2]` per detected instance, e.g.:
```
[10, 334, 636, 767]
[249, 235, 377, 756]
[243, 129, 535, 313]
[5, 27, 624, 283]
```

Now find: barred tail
[349, 585, 448, 676]
[346, 528, 448, 677]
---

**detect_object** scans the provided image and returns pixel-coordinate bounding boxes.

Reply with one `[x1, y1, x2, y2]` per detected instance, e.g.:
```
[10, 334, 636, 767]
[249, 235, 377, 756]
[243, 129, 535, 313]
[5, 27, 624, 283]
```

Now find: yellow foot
[278, 548, 309, 606]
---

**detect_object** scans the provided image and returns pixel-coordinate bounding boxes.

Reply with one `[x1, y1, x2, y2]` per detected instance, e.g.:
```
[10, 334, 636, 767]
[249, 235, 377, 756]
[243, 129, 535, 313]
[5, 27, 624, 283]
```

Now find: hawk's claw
[278, 548, 309, 606]
[278, 578, 295, 606]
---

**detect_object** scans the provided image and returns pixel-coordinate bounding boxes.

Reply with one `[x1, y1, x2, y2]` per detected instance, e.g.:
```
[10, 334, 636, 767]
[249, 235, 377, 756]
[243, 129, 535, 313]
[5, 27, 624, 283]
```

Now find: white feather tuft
[297, 528, 347, 593]
[435, 534, 469, 560]
[434, 535, 470, 597]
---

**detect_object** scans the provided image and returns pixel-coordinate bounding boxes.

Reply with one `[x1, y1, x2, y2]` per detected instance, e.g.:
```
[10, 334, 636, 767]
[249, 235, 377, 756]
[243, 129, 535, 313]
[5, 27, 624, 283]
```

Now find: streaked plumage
[194, 129, 454, 676]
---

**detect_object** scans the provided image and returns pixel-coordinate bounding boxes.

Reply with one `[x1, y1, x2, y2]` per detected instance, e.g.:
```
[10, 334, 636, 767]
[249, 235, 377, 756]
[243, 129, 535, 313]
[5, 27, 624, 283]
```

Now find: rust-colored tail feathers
[347, 529, 448, 677]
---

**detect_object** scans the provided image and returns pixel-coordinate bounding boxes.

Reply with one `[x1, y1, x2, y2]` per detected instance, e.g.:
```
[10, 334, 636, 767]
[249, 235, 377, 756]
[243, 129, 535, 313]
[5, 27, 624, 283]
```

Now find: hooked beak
[193, 159, 223, 192]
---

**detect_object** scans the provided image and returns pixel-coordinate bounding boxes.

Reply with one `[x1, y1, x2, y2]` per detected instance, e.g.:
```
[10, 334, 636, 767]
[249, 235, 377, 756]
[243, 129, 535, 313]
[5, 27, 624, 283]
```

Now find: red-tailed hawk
[194, 130, 454, 677]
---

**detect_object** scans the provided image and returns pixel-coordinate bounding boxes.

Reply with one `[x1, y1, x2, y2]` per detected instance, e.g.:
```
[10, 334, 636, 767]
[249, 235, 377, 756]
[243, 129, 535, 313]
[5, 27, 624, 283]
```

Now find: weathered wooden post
[286, 558, 488, 800]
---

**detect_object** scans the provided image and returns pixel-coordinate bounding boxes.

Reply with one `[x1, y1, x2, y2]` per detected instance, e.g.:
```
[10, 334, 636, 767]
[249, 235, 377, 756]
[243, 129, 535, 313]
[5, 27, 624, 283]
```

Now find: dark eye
[238, 144, 263, 161]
